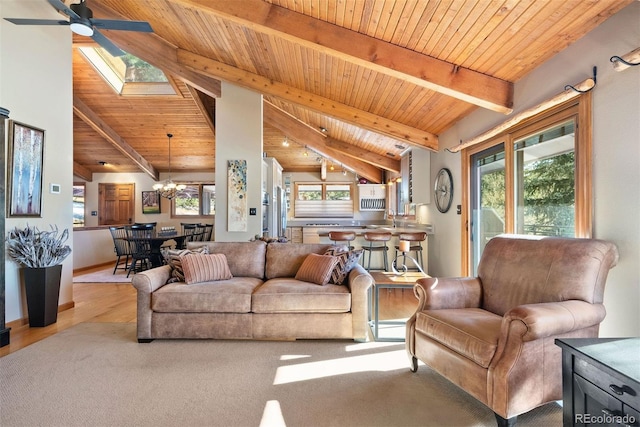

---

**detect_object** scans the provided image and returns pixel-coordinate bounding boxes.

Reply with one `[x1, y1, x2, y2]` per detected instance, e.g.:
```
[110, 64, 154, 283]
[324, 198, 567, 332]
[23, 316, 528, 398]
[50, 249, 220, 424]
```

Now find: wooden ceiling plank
[264, 101, 382, 183]
[73, 96, 160, 180]
[73, 161, 93, 182]
[172, 0, 513, 114]
[177, 48, 439, 151]
[324, 138, 400, 173]
[184, 84, 216, 136]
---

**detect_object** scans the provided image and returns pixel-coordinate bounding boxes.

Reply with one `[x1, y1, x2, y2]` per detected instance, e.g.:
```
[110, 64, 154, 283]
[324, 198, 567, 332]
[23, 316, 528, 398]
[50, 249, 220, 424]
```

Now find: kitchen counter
[316, 225, 433, 236]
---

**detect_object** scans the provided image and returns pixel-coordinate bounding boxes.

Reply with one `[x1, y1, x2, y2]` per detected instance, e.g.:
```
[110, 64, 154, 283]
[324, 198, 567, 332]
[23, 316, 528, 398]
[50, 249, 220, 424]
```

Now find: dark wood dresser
[555, 338, 640, 427]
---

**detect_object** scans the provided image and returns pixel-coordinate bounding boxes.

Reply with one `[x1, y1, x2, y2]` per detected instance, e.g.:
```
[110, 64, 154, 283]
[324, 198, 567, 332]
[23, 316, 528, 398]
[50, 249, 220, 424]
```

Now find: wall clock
[434, 168, 453, 213]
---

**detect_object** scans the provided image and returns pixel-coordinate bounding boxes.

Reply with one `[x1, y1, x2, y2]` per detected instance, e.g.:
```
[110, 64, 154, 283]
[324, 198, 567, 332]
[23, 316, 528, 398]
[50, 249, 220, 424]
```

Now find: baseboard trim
[73, 261, 114, 274]
[6, 300, 75, 329]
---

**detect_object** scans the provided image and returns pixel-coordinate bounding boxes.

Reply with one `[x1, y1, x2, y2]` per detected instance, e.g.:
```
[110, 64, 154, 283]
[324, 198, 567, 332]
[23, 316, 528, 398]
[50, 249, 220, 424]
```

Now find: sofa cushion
[295, 253, 339, 286]
[324, 247, 364, 285]
[162, 247, 209, 283]
[252, 278, 351, 313]
[182, 253, 233, 284]
[151, 277, 263, 313]
[265, 243, 339, 279]
[188, 241, 267, 279]
[415, 308, 502, 368]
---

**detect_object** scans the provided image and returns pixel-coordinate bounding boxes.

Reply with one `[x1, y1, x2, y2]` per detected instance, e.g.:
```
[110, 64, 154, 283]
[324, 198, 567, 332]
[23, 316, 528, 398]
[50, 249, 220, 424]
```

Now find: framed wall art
[142, 190, 161, 214]
[227, 159, 247, 232]
[7, 120, 45, 217]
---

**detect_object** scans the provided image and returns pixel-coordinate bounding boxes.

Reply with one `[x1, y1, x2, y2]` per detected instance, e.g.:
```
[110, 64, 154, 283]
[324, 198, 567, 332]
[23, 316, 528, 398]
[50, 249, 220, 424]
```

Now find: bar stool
[328, 231, 356, 251]
[394, 232, 427, 270]
[362, 231, 392, 271]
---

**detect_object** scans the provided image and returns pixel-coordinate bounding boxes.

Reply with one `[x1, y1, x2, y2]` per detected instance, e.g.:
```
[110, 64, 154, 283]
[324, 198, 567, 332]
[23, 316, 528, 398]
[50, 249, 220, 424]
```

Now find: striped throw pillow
[161, 247, 209, 283]
[295, 253, 339, 286]
[181, 253, 233, 284]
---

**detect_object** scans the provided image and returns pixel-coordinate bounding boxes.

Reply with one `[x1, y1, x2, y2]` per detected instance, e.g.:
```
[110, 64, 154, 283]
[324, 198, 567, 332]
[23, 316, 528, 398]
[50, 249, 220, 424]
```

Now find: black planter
[23, 265, 62, 327]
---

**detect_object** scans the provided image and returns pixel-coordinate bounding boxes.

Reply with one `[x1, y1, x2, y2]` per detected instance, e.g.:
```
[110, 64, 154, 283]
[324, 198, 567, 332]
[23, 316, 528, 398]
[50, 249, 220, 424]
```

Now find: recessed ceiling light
[319, 126, 327, 133]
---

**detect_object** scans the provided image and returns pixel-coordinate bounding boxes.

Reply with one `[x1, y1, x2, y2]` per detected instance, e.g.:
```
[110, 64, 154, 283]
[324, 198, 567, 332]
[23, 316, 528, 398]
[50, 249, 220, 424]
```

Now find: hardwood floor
[0, 270, 137, 358]
[1, 269, 418, 358]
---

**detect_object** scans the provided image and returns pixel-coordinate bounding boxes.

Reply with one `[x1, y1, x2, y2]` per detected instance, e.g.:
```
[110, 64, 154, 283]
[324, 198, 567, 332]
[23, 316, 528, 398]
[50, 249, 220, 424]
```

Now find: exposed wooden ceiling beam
[264, 102, 382, 183]
[73, 161, 93, 182]
[73, 96, 160, 180]
[185, 84, 216, 136]
[85, 2, 222, 99]
[172, 0, 513, 114]
[178, 49, 438, 151]
[324, 138, 400, 173]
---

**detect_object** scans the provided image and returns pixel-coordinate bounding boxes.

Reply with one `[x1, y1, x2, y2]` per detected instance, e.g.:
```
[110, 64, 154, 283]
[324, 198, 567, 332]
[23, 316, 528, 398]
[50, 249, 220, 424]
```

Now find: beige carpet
[73, 266, 132, 283]
[0, 323, 562, 427]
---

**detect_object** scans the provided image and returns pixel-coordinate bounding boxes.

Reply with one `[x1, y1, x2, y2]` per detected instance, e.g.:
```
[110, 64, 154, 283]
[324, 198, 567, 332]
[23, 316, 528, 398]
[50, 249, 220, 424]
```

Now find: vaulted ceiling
[62, 0, 632, 183]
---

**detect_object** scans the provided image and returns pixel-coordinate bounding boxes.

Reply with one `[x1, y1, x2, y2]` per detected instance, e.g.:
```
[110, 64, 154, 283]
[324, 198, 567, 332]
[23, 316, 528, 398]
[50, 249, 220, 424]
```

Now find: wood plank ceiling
[63, 0, 633, 183]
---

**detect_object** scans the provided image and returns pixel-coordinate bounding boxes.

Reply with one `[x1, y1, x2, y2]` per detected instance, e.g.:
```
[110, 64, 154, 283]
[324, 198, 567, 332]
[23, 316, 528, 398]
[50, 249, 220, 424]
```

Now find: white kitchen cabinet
[358, 184, 387, 211]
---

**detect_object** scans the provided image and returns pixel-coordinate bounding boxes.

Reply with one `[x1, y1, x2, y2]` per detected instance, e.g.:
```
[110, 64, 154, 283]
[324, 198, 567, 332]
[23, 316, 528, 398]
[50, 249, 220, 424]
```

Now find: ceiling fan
[4, 0, 153, 57]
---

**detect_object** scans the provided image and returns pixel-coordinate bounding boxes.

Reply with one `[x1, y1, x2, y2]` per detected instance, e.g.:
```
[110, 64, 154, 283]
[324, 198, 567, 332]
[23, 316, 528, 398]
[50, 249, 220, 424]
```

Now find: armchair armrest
[502, 300, 607, 342]
[347, 264, 374, 342]
[406, 277, 482, 363]
[413, 277, 483, 311]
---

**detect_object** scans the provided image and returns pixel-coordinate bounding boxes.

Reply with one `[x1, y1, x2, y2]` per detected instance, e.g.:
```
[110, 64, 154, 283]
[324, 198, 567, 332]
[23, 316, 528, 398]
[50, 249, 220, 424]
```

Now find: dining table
[126, 232, 189, 268]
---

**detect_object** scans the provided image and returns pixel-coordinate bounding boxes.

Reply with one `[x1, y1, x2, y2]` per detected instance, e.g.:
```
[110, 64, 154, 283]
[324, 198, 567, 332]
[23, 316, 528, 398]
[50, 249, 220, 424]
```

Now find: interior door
[99, 183, 134, 225]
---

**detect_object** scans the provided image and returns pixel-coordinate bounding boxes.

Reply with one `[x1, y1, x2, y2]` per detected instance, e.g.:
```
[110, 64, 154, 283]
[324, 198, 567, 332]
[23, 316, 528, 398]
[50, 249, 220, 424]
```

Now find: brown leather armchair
[406, 235, 619, 427]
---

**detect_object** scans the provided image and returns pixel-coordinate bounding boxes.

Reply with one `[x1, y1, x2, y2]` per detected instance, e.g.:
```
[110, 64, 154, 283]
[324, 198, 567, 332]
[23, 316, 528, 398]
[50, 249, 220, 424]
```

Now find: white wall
[1, 1, 74, 323]
[430, 2, 640, 336]
[215, 82, 263, 242]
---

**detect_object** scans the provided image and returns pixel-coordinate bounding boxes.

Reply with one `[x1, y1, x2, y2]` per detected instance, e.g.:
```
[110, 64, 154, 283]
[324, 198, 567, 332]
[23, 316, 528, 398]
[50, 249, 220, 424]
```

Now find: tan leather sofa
[405, 235, 619, 426]
[131, 241, 373, 342]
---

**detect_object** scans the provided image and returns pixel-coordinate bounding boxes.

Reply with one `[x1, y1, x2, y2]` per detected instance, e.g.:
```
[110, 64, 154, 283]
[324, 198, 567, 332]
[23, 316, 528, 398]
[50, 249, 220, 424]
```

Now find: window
[79, 47, 176, 96]
[463, 94, 592, 274]
[294, 182, 354, 217]
[73, 183, 85, 227]
[514, 121, 576, 237]
[172, 184, 215, 217]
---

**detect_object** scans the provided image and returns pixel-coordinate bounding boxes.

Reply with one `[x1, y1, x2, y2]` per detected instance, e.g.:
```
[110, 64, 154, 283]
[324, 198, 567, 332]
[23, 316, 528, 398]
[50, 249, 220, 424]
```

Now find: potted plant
[5, 224, 72, 327]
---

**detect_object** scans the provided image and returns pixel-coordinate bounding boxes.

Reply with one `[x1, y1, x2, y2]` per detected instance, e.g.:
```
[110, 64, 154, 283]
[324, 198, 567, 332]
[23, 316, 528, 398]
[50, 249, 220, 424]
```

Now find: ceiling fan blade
[47, 0, 80, 20]
[3, 18, 69, 26]
[91, 29, 125, 57]
[91, 19, 153, 33]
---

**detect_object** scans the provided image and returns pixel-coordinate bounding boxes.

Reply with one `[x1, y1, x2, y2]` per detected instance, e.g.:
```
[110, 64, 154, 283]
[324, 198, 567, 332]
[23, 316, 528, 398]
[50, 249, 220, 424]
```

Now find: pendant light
[153, 133, 186, 199]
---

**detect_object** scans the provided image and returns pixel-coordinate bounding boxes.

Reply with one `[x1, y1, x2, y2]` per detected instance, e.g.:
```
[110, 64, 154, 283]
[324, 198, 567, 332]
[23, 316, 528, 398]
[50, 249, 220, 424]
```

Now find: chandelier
[153, 133, 186, 200]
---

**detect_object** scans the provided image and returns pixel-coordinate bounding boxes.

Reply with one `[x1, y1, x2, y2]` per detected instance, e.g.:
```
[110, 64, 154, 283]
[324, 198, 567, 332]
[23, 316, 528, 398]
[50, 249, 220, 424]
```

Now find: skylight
[79, 47, 175, 96]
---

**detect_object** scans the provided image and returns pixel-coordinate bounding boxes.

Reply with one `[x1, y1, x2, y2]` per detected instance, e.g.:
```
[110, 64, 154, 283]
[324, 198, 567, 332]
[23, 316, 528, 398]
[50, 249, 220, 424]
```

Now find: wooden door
[99, 183, 134, 225]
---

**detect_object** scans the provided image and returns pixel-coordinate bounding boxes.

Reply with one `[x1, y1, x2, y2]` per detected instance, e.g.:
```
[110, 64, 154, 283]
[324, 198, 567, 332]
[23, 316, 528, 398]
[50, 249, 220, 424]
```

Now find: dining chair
[180, 223, 202, 248]
[200, 224, 213, 242]
[109, 226, 132, 274]
[127, 224, 154, 277]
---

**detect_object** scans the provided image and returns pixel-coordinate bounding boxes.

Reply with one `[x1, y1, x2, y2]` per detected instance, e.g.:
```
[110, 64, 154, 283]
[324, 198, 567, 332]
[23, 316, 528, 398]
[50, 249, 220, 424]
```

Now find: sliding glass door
[470, 144, 506, 275]
[462, 94, 592, 275]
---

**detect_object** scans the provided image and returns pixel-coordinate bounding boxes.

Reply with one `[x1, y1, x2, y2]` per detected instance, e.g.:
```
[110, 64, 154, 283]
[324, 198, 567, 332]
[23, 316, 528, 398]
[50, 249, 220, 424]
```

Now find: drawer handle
[609, 384, 636, 396]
